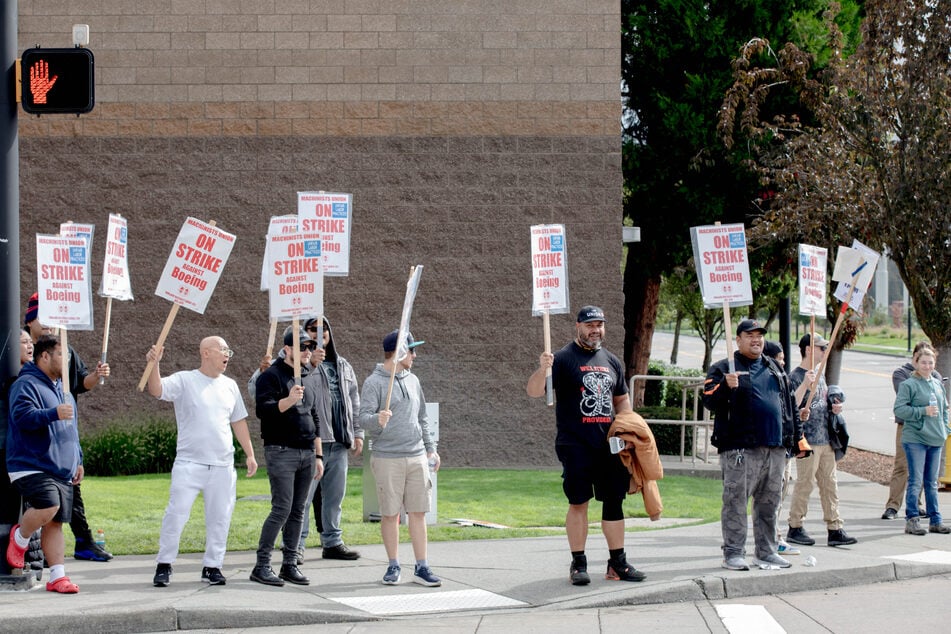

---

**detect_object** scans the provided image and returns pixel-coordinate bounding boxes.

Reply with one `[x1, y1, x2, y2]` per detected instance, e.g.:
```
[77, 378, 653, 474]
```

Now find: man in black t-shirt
[527, 305, 646, 586]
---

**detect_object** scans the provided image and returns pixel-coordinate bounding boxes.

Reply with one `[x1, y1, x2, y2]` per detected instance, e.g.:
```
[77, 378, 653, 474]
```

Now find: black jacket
[703, 351, 801, 453]
[255, 359, 318, 450]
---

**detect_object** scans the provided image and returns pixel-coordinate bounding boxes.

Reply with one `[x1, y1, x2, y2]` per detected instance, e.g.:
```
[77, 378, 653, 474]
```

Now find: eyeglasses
[299, 342, 317, 351]
[220, 348, 234, 358]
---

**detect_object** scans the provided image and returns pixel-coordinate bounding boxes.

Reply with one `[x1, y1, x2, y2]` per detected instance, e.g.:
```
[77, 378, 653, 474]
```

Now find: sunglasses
[299, 342, 317, 351]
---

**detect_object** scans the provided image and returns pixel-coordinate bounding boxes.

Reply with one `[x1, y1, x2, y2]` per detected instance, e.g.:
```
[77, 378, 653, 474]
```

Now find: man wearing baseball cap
[358, 330, 440, 587]
[785, 333, 858, 548]
[703, 318, 803, 571]
[527, 305, 647, 585]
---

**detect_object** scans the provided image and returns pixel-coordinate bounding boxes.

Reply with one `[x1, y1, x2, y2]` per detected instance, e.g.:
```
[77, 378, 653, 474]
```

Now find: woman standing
[894, 347, 951, 536]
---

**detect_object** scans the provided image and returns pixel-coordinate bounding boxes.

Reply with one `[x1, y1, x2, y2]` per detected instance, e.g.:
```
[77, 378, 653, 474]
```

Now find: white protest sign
[798, 244, 827, 317]
[36, 234, 94, 330]
[260, 215, 299, 291]
[267, 232, 323, 320]
[832, 240, 880, 313]
[59, 221, 95, 247]
[297, 191, 352, 277]
[154, 217, 236, 314]
[530, 224, 569, 316]
[690, 223, 753, 308]
[100, 214, 133, 300]
[395, 265, 423, 362]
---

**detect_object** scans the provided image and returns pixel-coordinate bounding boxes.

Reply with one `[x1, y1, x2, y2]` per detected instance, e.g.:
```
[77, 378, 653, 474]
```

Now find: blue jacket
[6, 362, 81, 482]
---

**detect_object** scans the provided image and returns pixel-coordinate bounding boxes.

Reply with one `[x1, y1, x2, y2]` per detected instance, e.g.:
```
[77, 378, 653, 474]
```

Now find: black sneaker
[278, 564, 310, 585]
[153, 563, 172, 587]
[322, 543, 361, 560]
[249, 565, 284, 586]
[201, 566, 226, 585]
[569, 557, 590, 586]
[827, 529, 858, 547]
[786, 526, 816, 546]
[881, 508, 898, 520]
[605, 554, 646, 582]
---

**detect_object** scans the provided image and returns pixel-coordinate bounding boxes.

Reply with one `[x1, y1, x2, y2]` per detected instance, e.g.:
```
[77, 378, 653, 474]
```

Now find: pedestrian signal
[21, 47, 95, 115]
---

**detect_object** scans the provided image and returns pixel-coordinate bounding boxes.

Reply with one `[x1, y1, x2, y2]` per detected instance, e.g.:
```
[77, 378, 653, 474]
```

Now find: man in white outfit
[145, 336, 258, 587]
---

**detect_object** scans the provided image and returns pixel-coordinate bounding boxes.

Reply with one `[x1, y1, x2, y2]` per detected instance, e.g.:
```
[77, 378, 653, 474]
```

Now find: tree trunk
[623, 269, 661, 408]
[670, 310, 683, 365]
[824, 346, 843, 387]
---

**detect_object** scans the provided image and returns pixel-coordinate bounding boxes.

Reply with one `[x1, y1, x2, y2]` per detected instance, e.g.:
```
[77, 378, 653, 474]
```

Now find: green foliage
[636, 406, 687, 455]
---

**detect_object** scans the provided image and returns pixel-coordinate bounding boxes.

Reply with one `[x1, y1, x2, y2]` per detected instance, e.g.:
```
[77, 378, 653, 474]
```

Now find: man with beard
[526, 305, 646, 586]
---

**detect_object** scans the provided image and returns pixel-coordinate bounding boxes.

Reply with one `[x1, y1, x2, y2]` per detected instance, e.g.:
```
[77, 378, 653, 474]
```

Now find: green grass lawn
[72, 468, 722, 556]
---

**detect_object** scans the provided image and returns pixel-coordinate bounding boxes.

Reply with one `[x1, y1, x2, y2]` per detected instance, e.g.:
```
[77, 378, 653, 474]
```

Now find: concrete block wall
[16, 0, 623, 467]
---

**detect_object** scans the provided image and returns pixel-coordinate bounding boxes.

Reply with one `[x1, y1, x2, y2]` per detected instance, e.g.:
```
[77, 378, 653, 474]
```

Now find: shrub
[636, 405, 690, 455]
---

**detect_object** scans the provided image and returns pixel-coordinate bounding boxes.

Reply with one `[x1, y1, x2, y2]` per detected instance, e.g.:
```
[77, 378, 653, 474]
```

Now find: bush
[635, 405, 689, 455]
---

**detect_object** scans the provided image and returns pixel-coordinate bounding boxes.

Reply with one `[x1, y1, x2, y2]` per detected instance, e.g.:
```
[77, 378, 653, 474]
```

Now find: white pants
[157, 460, 237, 568]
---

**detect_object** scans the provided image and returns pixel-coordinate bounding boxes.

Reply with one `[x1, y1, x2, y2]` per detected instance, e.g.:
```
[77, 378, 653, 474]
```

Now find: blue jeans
[903, 441, 943, 524]
[256, 446, 315, 567]
[299, 441, 349, 549]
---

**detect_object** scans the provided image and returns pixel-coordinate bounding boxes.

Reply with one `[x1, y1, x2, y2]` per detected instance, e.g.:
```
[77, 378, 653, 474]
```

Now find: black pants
[70, 483, 94, 545]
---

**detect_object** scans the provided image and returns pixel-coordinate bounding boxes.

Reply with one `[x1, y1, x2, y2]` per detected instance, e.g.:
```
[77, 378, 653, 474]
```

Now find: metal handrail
[628, 374, 713, 464]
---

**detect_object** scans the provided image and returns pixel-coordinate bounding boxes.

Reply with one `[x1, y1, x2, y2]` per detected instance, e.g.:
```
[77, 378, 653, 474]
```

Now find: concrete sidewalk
[3, 469, 951, 633]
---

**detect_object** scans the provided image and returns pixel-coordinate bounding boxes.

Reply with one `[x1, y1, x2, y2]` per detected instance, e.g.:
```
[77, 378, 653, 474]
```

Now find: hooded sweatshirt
[304, 318, 362, 447]
[358, 363, 433, 458]
[6, 362, 81, 482]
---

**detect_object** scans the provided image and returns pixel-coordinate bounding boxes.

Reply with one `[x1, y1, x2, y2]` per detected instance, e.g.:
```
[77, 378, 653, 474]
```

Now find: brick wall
[16, 1, 622, 467]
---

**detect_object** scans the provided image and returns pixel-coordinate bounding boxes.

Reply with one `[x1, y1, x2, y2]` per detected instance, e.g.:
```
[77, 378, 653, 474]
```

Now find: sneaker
[278, 564, 310, 585]
[201, 566, 226, 585]
[605, 553, 646, 581]
[754, 553, 791, 568]
[777, 540, 800, 555]
[5, 525, 27, 569]
[249, 565, 285, 586]
[722, 556, 750, 571]
[153, 563, 172, 587]
[569, 557, 590, 586]
[382, 563, 401, 585]
[929, 523, 951, 534]
[786, 526, 816, 546]
[881, 508, 898, 520]
[827, 528, 858, 546]
[322, 543, 361, 560]
[74, 542, 113, 562]
[413, 564, 442, 587]
[905, 517, 927, 536]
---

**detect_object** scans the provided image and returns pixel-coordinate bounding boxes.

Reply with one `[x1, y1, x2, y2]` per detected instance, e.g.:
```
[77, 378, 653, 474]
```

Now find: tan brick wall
[16, 1, 623, 468]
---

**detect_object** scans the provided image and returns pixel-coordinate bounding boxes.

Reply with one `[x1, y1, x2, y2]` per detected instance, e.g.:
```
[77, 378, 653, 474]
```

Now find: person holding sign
[526, 306, 647, 586]
[144, 337, 258, 588]
[5, 335, 82, 593]
[358, 330, 441, 587]
[702, 319, 802, 571]
[24, 293, 113, 563]
[250, 327, 324, 587]
[785, 334, 858, 548]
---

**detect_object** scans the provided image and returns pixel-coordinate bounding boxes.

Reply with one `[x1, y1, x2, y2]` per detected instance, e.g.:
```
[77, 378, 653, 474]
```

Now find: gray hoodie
[358, 363, 434, 458]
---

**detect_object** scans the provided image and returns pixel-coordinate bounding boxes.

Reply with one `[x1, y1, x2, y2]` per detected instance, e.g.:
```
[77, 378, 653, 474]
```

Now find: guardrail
[629, 374, 714, 465]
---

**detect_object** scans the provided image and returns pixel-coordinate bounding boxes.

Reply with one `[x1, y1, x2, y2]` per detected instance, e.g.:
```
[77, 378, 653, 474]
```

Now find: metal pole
[1, 2, 19, 394]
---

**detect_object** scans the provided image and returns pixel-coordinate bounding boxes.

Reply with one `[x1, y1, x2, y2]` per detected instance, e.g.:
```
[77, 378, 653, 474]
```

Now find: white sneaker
[777, 540, 801, 555]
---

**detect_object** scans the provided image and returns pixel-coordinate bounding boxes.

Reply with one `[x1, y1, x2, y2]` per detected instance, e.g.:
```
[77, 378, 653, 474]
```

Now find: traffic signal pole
[1, 2, 18, 391]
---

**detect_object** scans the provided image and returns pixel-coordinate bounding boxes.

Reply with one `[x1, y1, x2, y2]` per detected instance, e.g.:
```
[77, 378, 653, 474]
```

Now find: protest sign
[690, 223, 753, 308]
[530, 224, 569, 316]
[36, 233, 94, 331]
[386, 265, 423, 410]
[260, 215, 298, 291]
[798, 244, 827, 317]
[266, 231, 324, 321]
[832, 240, 880, 314]
[154, 217, 236, 315]
[59, 221, 95, 248]
[100, 214, 133, 301]
[297, 191, 352, 276]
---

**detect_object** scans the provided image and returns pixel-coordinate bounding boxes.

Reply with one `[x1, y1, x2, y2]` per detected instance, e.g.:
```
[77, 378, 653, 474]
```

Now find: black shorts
[556, 443, 629, 505]
[12, 473, 73, 523]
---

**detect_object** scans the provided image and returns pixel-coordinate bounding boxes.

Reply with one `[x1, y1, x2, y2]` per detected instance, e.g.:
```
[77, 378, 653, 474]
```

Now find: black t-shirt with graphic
[551, 341, 628, 449]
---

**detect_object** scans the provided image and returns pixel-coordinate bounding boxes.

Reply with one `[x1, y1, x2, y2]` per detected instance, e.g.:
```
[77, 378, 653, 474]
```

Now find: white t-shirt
[160, 369, 249, 467]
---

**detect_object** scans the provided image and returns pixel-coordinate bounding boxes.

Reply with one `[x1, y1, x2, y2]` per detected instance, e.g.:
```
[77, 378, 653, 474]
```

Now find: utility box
[363, 402, 439, 525]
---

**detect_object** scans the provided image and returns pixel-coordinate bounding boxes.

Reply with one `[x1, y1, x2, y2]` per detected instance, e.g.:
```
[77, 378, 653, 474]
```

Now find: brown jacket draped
[608, 410, 664, 520]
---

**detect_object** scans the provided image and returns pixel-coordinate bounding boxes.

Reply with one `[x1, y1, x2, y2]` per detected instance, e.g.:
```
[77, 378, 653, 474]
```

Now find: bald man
[145, 336, 258, 588]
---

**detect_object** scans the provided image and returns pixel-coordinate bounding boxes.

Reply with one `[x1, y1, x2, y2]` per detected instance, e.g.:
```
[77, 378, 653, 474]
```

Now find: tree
[622, 0, 820, 404]
[718, 0, 951, 378]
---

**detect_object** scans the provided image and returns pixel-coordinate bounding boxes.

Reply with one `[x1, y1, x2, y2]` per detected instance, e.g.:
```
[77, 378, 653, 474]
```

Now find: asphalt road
[649, 331, 903, 456]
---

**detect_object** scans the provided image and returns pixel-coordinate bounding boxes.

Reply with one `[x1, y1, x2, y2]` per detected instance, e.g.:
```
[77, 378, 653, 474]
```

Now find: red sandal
[46, 576, 80, 594]
[6, 524, 27, 569]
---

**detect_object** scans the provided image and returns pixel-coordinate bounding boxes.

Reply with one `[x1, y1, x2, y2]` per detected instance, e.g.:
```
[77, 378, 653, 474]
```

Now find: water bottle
[428, 456, 437, 472]
[929, 393, 938, 418]
[95, 529, 106, 550]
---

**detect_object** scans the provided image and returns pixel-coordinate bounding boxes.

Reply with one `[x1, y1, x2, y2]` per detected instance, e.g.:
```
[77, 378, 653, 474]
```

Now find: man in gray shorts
[358, 330, 441, 587]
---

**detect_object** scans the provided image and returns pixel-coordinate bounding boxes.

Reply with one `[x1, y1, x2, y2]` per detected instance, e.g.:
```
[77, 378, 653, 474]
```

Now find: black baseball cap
[382, 330, 425, 352]
[283, 326, 312, 347]
[577, 305, 606, 323]
[736, 319, 767, 335]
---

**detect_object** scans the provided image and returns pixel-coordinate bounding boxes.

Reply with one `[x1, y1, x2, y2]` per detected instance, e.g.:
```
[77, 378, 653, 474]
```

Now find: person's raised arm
[526, 351, 554, 398]
[145, 345, 164, 398]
